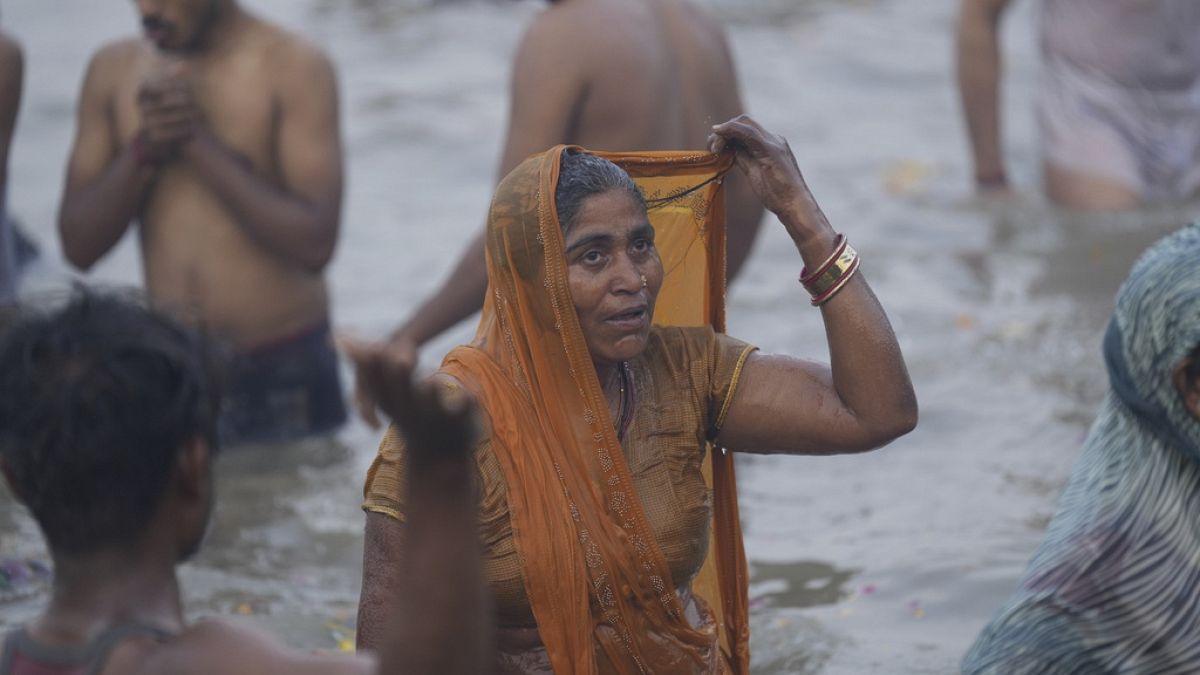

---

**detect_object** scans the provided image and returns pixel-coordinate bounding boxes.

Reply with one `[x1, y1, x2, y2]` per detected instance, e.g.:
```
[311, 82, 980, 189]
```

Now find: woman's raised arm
[710, 116, 917, 455]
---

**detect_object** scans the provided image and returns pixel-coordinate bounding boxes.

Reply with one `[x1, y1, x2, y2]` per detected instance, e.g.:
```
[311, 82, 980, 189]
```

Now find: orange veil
[439, 147, 749, 674]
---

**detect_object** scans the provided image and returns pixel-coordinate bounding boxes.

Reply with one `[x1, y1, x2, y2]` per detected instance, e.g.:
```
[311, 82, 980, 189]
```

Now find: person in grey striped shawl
[963, 222, 1200, 674]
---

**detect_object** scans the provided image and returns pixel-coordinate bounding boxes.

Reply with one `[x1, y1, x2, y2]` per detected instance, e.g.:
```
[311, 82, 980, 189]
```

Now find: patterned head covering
[964, 223, 1200, 673]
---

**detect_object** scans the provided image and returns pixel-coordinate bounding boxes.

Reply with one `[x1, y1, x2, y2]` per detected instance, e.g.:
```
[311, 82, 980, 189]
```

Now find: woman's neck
[595, 360, 619, 390]
[595, 360, 624, 421]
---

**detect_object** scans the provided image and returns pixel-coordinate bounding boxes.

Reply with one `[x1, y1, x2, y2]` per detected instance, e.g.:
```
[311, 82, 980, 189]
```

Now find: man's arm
[183, 42, 342, 273]
[0, 32, 23, 186]
[356, 512, 405, 653]
[956, 0, 1015, 191]
[346, 337, 490, 672]
[159, 620, 375, 675]
[58, 45, 157, 271]
[164, 357, 488, 675]
[373, 446, 485, 675]
[389, 11, 586, 350]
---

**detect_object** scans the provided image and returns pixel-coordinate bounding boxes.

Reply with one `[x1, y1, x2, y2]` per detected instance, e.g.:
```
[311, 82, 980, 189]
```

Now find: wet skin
[563, 189, 664, 373]
[60, 1, 342, 347]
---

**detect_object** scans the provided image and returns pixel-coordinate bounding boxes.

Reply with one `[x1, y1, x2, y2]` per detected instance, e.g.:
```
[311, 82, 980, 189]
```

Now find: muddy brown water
[1, 0, 1196, 672]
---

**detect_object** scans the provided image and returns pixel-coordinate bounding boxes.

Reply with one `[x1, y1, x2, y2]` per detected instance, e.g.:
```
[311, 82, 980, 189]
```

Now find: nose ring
[640, 274, 648, 289]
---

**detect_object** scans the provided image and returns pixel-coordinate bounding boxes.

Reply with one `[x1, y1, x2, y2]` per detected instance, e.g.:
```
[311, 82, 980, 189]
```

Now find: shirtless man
[356, 0, 762, 422]
[0, 27, 22, 303]
[0, 289, 488, 675]
[957, 0, 1200, 210]
[58, 0, 346, 445]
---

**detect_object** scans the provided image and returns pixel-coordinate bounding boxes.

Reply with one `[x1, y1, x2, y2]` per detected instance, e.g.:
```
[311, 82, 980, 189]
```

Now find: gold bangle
[803, 242, 858, 298]
[799, 234, 846, 284]
[811, 253, 861, 306]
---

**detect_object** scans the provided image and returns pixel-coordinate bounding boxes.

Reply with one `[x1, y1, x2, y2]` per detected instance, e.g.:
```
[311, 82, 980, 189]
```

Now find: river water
[1, 0, 1196, 672]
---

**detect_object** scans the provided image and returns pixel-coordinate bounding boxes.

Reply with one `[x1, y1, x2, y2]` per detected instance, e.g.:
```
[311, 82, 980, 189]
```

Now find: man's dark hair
[0, 287, 224, 555]
[555, 150, 647, 233]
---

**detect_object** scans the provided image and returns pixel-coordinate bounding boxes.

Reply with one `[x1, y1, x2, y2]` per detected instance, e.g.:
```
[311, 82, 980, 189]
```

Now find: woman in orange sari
[352, 116, 918, 674]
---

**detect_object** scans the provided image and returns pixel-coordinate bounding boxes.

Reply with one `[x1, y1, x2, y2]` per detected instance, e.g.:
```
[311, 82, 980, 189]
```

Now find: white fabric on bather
[1037, 0, 1200, 199]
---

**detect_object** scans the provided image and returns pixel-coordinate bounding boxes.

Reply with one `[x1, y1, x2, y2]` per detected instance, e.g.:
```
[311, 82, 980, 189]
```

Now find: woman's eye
[582, 251, 603, 264]
[632, 239, 651, 253]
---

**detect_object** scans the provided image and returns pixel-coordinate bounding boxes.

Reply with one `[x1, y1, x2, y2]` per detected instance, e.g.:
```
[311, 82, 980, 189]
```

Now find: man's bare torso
[94, 19, 329, 347]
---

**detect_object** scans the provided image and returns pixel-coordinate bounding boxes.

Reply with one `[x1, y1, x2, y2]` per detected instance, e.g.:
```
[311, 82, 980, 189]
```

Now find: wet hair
[0, 287, 224, 555]
[554, 151, 647, 232]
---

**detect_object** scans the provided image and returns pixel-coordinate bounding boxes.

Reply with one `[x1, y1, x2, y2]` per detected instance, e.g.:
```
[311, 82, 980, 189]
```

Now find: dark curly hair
[0, 287, 224, 555]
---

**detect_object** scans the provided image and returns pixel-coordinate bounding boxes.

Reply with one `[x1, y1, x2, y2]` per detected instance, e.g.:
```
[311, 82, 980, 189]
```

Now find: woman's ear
[1172, 357, 1200, 420]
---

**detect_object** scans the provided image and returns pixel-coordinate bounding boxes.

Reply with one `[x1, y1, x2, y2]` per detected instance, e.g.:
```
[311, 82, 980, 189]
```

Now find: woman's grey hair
[555, 151, 647, 232]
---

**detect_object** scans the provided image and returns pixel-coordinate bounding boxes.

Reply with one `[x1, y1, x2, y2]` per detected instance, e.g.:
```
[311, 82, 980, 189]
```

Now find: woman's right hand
[708, 115, 834, 247]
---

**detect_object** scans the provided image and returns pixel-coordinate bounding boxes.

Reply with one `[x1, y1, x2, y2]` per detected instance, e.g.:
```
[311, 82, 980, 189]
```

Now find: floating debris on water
[0, 558, 51, 605]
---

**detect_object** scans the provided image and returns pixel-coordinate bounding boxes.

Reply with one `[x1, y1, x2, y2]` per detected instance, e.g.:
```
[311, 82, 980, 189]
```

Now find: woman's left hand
[708, 118, 918, 456]
[708, 115, 834, 247]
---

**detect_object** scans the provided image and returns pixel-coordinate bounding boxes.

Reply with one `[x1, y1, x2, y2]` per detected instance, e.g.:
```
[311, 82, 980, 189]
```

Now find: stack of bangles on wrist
[799, 233, 861, 306]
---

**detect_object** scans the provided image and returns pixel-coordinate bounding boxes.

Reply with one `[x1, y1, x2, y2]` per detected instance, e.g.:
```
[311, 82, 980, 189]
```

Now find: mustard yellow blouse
[362, 325, 756, 628]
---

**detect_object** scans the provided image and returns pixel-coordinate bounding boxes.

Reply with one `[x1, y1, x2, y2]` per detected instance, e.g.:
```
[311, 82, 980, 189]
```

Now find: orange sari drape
[440, 147, 749, 674]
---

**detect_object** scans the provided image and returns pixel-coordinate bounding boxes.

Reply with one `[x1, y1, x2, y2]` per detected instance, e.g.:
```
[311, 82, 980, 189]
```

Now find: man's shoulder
[513, 2, 601, 77]
[90, 38, 146, 67]
[147, 618, 277, 671]
[520, 2, 595, 52]
[84, 38, 147, 83]
[520, 0, 723, 64]
[144, 618, 363, 675]
[256, 21, 335, 81]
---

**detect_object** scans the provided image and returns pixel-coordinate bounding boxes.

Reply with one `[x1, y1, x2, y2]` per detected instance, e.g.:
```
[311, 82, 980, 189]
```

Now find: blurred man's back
[538, 0, 762, 266]
[380, 0, 762, 378]
[536, 0, 737, 149]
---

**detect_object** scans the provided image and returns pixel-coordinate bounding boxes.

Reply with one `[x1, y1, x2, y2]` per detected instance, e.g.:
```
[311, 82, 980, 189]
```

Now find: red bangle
[810, 253, 861, 306]
[799, 234, 847, 285]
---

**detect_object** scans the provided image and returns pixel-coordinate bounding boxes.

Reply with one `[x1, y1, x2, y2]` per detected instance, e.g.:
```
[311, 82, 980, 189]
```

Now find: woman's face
[564, 189, 663, 367]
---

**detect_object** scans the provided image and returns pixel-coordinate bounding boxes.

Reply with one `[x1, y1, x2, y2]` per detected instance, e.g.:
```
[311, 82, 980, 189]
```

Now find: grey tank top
[1041, 0, 1200, 89]
[0, 624, 173, 675]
